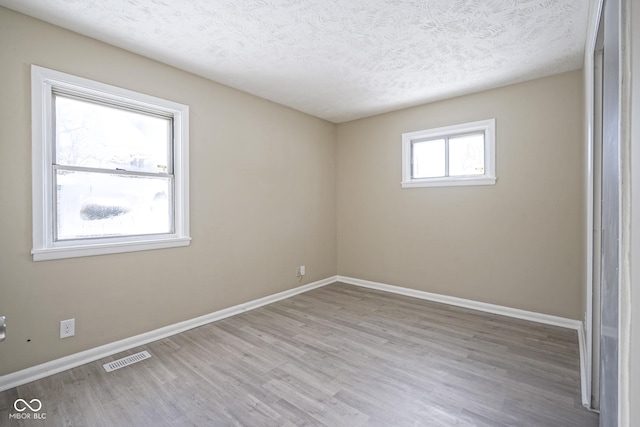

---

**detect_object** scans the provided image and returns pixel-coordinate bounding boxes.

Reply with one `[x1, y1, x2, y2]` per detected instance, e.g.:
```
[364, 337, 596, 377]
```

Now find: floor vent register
[103, 351, 152, 372]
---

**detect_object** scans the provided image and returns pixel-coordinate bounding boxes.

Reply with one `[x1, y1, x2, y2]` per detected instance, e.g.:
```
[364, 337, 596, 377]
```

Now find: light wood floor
[0, 283, 598, 426]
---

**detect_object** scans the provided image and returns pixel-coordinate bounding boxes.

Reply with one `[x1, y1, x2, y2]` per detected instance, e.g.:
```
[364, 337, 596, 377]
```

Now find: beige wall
[336, 70, 585, 319]
[0, 8, 336, 376]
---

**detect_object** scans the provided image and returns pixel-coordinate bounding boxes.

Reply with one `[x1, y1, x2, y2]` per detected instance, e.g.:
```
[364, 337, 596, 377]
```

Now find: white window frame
[31, 65, 190, 261]
[401, 119, 496, 188]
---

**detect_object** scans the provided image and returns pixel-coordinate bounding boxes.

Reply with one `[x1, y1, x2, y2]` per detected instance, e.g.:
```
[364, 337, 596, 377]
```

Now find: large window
[31, 65, 190, 261]
[401, 119, 496, 188]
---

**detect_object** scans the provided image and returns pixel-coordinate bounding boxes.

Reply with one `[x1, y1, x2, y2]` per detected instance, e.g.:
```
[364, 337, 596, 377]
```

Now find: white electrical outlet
[297, 265, 306, 277]
[60, 319, 75, 339]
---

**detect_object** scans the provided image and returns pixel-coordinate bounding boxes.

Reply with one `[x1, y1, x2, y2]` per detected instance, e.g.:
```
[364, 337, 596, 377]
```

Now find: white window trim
[401, 119, 496, 188]
[31, 65, 190, 261]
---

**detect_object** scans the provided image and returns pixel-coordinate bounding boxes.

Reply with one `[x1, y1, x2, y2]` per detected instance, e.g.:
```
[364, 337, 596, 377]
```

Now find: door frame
[583, 0, 604, 410]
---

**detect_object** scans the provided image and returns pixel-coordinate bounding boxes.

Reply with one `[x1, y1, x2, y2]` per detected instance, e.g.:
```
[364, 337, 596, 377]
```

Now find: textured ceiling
[1, 0, 589, 123]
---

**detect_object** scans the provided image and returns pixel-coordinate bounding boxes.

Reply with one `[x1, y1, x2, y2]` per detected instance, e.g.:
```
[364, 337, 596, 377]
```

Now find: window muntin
[402, 119, 496, 188]
[32, 65, 190, 261]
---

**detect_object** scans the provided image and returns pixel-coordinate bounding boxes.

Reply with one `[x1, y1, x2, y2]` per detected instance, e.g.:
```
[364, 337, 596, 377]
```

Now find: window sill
[32, 237, 191, 261]
[401, 176, 497, 188]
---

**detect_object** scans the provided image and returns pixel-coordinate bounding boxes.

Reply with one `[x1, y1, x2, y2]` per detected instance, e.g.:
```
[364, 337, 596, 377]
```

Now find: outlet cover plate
[60, 318, 75, 338]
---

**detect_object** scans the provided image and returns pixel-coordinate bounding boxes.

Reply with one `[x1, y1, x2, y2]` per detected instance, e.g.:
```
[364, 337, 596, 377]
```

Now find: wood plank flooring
[0, 283, 599, 426]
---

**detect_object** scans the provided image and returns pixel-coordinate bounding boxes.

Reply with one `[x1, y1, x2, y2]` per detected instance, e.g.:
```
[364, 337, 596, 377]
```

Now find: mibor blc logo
[9, 398, 46, 420]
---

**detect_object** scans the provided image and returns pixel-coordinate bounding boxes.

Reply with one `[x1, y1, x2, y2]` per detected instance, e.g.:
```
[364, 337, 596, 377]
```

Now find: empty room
[0, 0, 638, 426]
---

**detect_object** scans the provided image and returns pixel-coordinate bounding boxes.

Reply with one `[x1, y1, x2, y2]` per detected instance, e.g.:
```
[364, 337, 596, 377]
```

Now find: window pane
[449, 133, 485, 176]
[412, 139, 445, 178]
[55, 95, 171, 173]
[56, 170, 172, 240]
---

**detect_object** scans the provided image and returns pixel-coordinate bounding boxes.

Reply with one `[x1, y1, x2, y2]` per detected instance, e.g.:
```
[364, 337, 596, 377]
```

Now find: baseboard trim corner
[0, 275, 337, 392]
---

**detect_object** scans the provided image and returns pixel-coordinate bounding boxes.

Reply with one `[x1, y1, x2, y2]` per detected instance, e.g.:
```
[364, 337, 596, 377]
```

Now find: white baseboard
[337, 275, 583, 330]
[0, 276, 337, 392]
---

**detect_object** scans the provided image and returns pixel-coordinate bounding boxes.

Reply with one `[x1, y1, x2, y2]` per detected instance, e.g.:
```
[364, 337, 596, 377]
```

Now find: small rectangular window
[402, 119, 496, 188]
[32, 65, 190, 261]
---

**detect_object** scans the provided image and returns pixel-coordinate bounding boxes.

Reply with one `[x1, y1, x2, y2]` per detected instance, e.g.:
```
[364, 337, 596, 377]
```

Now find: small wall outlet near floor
[60, 319, 75, 339]
[297, 265, 306, 277]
